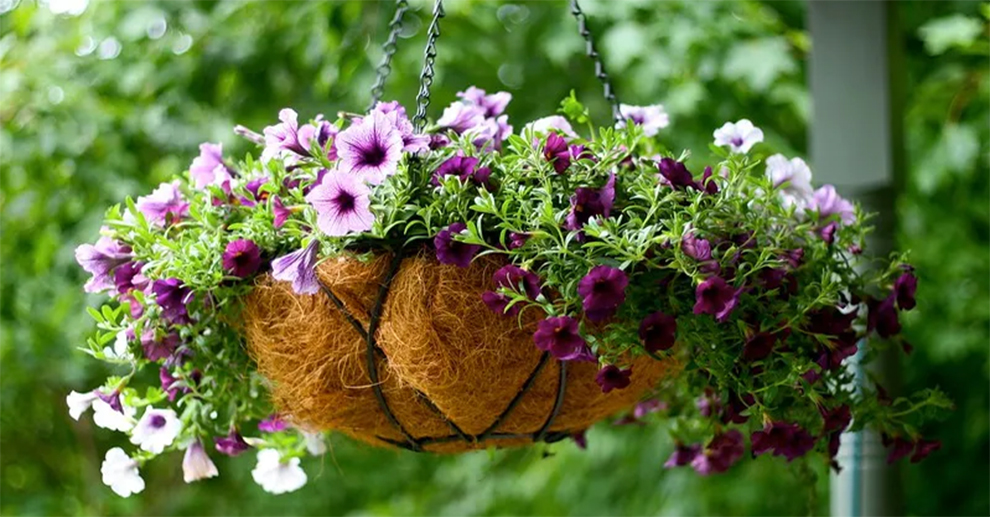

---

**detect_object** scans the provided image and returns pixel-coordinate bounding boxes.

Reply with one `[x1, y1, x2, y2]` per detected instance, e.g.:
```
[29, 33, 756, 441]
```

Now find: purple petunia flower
[882, 434, 916, 464]
[751, 422, 816, 461]
[742, 332, 777, 361]
[819, 221, 839, 245]
[113, 261, 148, 296]
[271, 239, 321, 295]
[136, 181, 190, 227]
[810, 185, 856, 225]
[259, 414, 288, 433]
[681, 231, 719, 273]
[571, 430, 588, 450]
[432, 155, 491, 189]
[141, 329, 180, 362]
[222, 239, 263, 278]
[868, 295, 901, 338]
[370, 101, 430, 153]
[481, 265, 542, 317]
[564, 174, 616, 232]
[691, 430, 745, 475]
[533, 316, 587, 361]
[214, 429, 250, 457]
[272, 197, 292, 228]
[263, 108, 311, 157]
[616, 104, 669, 137]
[664, 443, 701, 468]
[75, 236, 132, 294]
[437, 101, 487, 134]
[910, 438, 941, 463]
[543, 132, 571, 174]
[577, 265, 628, 322]
[700, 166, 719, 195]
[457, 86, 512, 118]
[189, 142, 233, 190]
[464, 114, 513, 151]
[434, 223, 480, 268]
[656, 158, 699, 191]
[639, 311, 677, 353]
[336, 110, 404, 184]
[894, 272, 917, 311]
[159, 368, 191, 402]
[152, 278, 193, 325]
[821, 404, 852, 434]
[305, 168, 375, 237]
[693, 276, 740, 322]
[508, 232, 530, 250]
[595, 365, 632, 393]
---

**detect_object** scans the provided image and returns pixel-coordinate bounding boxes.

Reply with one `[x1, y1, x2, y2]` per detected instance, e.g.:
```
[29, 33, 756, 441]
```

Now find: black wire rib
[317, 281, 369, 341]
[367, 0, 410, 111]
[477, 352, 551, 440]
[570, 0, 622, 122]
[534, 360, 568, 442]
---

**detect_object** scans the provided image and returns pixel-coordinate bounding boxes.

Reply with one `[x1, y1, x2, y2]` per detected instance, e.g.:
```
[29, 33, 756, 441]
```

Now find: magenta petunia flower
[189, 142, 233, 190]
[434, 222, 480, 268]
[595, 365, 632, 393]
[152, 278, 193, 325]
[271, 239, 320, 295]
[657, 158, 699, 191]
[508, 232, 530, 250]
[272, 197, 291, 228]
[910, 438, 941, 463]
[894, 271, 917, 311]
[821, 404, 852, 434]
[751, 422, 815, 461]
[371, 101, 429, 153]
[263, 108, 313, 158]
[336, 110, 404, 184]
[75, 236, 132, 294]
[868, 295, 901, 338]
[305, 168, 375, 237]
[693, 276, 740, 322]
[691, 430, 745, 475]
[432, 155, 490, 188]
[577, 265, 628, 322]
[258, 415, 288, 433]
[159, 368, 180, 402]
[533, 316, 587, 361]
[638, 311, 677, 353]
[819, 221, 838, 245]
[616, 104, 669, 137]
[681, 231, 712, 262]
[136, 181, 190, 227]
[543, 132, 571, 173]
[810, 185, 856, 225]
[214, 429, 250, 457]
[564, 173, 616, 232]
[457, 86, 512, 117]
[222, 239, 263, 278]
[482, 264, 542, 317]
[664, 443, 702, 468]
[141, 329, 180, 362]
[113, 261, 148, 297]
[437, 101, 486, 134]
[700, 166, 719, 195]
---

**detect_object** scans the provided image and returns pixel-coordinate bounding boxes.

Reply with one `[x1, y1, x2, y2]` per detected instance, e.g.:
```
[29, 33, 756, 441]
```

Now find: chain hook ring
[570, 0, 622, 123]
[367, 0, 410, 112]
[413, 0, 445, 133]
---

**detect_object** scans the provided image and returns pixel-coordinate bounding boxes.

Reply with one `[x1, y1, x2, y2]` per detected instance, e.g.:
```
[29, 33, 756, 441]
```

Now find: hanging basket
[244, 251, 674, 452]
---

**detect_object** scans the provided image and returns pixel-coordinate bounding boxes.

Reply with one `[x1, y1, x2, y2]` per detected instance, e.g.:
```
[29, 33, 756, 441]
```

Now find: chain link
[413, 0, 445, 133]
[367, 0, 410, 112]
[570, 0, 621, 122]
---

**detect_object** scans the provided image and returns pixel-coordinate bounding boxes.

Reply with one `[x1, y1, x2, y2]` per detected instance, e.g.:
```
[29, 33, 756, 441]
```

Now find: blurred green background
[1, 0, 987, 515]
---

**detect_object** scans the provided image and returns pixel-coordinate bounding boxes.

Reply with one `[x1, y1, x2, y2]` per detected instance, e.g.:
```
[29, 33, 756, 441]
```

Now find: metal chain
[570, 0, 622, 122]
[413, 0, 445, 133]
[367, 0, 410, 112]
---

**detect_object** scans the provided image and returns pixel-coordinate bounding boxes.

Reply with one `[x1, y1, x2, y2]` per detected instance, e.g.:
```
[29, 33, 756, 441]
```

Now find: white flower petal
[101, 447, 145, 498]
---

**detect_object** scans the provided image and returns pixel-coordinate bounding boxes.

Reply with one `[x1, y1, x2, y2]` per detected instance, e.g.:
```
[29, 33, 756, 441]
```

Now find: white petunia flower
[130, 408, 182, 454]
[103, 330, 134, 361]
[182, 441, 219, 483]
[302, 431, 327, 456]
[251, 449, 307, 495]
[92, 398, 136, 432]
[616, 104, 670, 137]
[101, 447, 145, 498]
[765, 154, 814, 210]
[522, 116, 579, 140]
[66, 390, 98, 421]
[713, 119, 764, 154]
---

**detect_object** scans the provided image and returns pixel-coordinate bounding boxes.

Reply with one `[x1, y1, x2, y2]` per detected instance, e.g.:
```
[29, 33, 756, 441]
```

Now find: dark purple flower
[691, 430, 744, 475]
[821, 404, 852, 433]
[564, 174, 616, 232]
[696, 389, 722, 418]
[751, 422, 815, 461]
[259, 414, 288, 433]
[820, 221, 839, 245]
[664, 443, 701, 468]
[214, 429, 250, 457]
[595, 365, 632, 393]
[141, 329, 180, 362]
[75, 236, 132, 294]
[533, 316, 587, 361]
[742, 332, 777, 362]
[434, 223, 480, 268]
[222, 239, 263, 279]
[271, 240, 320, 295]
[700, 166, 719, 195]
[577, 266, 628, 322]
[911, 439, 941, 463]
[238, 177, 270, 208]
[508, 232, 530, 250]
[657, 158, 699, 191]
[482, 265, 542, 317]
[758, 267, 797, 297]
[136, 181, 190, 227]
[721, 391, 755, 424]
[543, 132, 571, 174]
[882, 434, 915, 464]
[693, 277, 740, 322]
[272, 197, 291, 228]
[571, 429, 588, 450]
[638, 311, 677, 353]
[160, 368, 185, 402]
[113, 261, 148, 296]
[681, 232, 711, 262]
[894, 272, 917, 311]
[152, 278, 193, 325]
[784, 249, 805, 269]
[806, 307, 857, 337]
[868, 295, 901, 338]
[432, 155, 491, 189]
[429, 134, 450, 150]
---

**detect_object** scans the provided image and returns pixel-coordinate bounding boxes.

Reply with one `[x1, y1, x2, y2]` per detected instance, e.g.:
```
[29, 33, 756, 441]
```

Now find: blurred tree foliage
[0, 0, 985, 515]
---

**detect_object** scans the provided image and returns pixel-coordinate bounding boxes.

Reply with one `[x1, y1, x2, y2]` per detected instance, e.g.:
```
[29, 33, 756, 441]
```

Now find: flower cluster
[72, 87, 949, 497]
